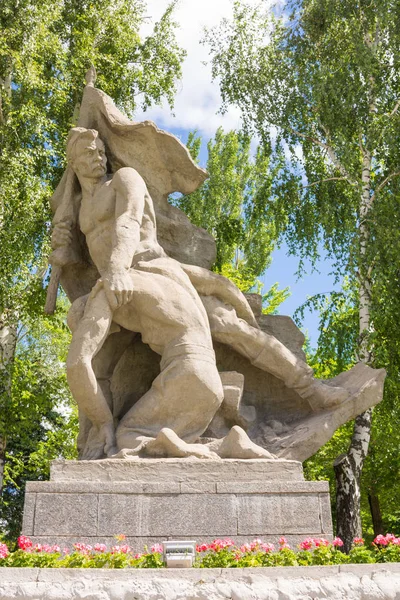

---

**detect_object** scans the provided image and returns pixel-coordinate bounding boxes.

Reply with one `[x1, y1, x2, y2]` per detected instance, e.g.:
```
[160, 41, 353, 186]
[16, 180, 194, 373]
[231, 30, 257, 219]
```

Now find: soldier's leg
[113, 263, 224, 450]
[66, 282, 117, 458]
[201, 295, 350, 411]
[67, 293, 135, 457]
[116, 341, 224, 450]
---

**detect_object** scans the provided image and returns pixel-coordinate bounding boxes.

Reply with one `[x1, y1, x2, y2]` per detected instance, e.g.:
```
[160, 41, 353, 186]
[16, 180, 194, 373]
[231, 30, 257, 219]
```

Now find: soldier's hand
[51, 221, 73, 249]
[102, 271, 134, 309]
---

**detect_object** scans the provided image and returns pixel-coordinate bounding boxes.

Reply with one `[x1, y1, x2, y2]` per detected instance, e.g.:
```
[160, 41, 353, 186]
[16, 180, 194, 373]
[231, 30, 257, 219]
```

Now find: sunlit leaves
[205, 0, 400, 536]
[0, 0, 185, 541]
[174, 128, 278, 282]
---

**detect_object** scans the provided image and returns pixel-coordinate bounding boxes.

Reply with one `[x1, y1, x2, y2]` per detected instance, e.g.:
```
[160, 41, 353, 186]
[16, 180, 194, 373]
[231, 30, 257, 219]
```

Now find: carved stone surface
[45, 74, 385, 464]
[2, 564, 400, 600]
[22, 458, 332, 550]
[49, 457, 304, 482]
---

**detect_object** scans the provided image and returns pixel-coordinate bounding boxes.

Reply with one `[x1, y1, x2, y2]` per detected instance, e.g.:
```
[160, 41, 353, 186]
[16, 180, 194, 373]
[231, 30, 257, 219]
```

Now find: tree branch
[319, 122, 357, 184]
[286, 126, 357, 185]
[370, 170, 400, 203]
[302, 177, 349, 189]
[388, 98, 400, 119]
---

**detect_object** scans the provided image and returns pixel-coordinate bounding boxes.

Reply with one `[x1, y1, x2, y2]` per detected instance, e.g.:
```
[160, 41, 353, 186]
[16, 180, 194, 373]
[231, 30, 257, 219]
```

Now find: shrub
[0, 533, 398, 568]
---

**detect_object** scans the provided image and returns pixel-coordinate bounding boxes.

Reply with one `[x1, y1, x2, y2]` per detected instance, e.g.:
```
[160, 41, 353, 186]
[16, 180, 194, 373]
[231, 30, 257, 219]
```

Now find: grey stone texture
[1, 564, 400, 600]
[50, 457, 304, 482]
[47, 73, 385, 464]
[23, 459, 332, 551]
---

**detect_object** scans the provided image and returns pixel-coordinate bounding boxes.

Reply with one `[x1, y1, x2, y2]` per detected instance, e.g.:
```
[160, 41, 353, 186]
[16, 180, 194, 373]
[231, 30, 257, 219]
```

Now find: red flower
[353, 537, 364, 545]
[17, 535, 33, 551]
[314, 538, 329, 548]
[299, 538, 313, 551]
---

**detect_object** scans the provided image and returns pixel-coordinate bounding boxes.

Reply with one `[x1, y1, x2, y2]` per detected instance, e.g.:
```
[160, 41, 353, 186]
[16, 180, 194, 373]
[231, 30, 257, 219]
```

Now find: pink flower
[332, 537, 344, 547]
[111, 544, 131, 554]
[260, 543, 274, 553]
[210, 538, 225, 551]
[94, 544, 107, 553]
[279, 537, 291, 550]
[209, 538, 234, 551]
[0, 543, 9, 559]
[133, 553, 143, 559]
[353, 537, 364, 545]
[279, 536, 288, 546]
[385, 534, 396, 544]
[62, 547, 70, 555]
[50, 545, 61, 554]
[240, 543, 252, 553]
[374, 534, 388, 546]
[17, 535, 32, 551]
[34, 544, 43, 553]
[73, 542, 92, 555]
[299, 538, 313, 551]
[374, 533, 400, 546]
[196, 543, 209, 552]
[250, 538, 262, 550]
[150, 543, 163, 554]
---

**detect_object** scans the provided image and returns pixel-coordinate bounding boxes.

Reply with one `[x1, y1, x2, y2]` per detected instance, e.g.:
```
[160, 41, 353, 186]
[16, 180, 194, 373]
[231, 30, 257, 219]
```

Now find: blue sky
[135, 0, 339, 345]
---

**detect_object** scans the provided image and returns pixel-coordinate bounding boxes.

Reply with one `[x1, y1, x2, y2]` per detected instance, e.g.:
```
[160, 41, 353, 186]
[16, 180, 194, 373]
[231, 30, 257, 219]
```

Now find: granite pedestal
[22, 458, 333, 550]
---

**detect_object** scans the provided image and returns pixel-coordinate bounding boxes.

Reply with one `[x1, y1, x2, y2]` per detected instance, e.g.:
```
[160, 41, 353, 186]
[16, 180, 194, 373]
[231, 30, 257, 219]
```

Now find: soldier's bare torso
[77, 167, 211, 353]
[79, 167, 166, 273]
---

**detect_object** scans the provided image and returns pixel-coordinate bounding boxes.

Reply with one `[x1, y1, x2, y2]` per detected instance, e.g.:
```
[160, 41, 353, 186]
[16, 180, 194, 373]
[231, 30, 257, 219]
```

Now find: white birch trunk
[0, 315, 17, 492]
[334, 148, 374, 552]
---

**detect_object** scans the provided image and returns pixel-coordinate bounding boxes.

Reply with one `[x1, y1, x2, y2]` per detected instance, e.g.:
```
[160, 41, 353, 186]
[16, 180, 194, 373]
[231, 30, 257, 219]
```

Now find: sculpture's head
[66, 127, 107, 181]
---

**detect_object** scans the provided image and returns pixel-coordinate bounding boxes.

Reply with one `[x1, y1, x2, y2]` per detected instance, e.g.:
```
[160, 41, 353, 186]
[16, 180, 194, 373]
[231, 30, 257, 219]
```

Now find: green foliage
[2, 535, 400, 568]
[262, 282, 291, 315]
[299, 281, 400, 536]
[296, 278, 358, 377]
[0, 298, 78, 542]
[0, 0, 185, 540]
[172, 128, 290, 315]
[206, 0, 400, 274]
[173, 128, 278, 277]
[206, 0, 400, 537]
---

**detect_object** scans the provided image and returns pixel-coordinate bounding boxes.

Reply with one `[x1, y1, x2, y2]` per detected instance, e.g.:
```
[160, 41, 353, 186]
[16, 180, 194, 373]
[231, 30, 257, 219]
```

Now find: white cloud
[135, 0, 261, 137]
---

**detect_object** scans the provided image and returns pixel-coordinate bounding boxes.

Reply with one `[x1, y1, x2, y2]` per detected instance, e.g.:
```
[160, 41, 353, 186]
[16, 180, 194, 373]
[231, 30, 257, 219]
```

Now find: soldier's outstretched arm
[180, 263, 259, 329]
[103, 168, 146, 308]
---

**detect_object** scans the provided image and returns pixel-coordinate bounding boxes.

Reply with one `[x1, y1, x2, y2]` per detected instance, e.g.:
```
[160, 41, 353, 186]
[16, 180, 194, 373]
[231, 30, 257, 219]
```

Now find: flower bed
[0, 533, 399, 568]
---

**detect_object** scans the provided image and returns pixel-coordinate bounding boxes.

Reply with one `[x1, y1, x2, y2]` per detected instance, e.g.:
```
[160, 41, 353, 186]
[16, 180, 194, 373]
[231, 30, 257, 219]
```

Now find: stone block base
[22, 458, 333, 550]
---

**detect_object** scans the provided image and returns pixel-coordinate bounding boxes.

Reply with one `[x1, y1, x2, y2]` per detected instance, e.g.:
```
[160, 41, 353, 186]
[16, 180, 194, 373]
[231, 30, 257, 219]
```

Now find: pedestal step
[22, 459, 333, 550]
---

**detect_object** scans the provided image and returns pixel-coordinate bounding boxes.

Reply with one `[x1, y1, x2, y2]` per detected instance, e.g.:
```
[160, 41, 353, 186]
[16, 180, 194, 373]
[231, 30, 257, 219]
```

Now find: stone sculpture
[47, 70, 385, 462]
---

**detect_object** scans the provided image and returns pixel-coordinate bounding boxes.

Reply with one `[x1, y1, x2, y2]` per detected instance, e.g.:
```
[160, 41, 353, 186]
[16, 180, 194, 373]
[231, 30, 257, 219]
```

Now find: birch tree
[206, 0, 400, 549]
